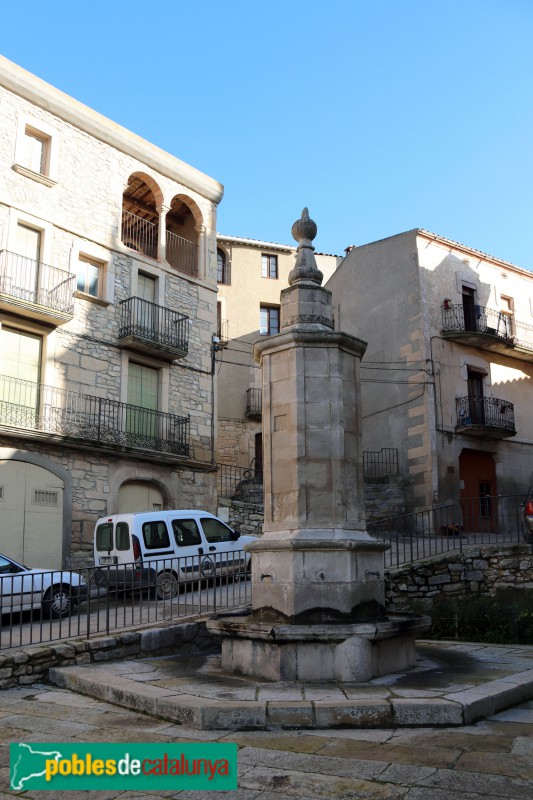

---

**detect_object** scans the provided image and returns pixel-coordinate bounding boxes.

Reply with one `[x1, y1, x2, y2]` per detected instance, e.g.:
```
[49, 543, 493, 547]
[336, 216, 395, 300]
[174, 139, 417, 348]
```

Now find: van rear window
[116, 522, 130, 551]
[95, 523, 113, 551]
[142, 521, 171, 550]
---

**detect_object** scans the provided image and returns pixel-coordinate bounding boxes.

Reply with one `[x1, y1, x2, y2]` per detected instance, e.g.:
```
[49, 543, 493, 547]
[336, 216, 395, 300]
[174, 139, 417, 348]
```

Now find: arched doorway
[0, 460, 64, 567]
[117, 480, 165, 513]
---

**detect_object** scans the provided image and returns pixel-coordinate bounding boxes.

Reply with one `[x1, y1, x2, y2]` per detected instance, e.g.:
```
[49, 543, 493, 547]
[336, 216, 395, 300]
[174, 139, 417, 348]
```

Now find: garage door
[0, 460, 64, 568]
[118, 481, 164, 513]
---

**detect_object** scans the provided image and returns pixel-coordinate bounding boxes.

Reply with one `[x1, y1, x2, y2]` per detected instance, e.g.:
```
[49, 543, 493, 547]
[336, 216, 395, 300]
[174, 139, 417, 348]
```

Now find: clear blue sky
[2, 0, 533, 267]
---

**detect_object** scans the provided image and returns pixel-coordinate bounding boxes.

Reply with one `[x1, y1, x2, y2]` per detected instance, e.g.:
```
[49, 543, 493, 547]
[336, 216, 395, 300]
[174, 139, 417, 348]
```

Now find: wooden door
[459, 450, 497, 532]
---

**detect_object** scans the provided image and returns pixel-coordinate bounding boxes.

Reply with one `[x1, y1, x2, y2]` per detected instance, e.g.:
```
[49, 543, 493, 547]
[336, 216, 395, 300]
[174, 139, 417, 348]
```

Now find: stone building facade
[326, 229, 533, 516]
[0, 57, 223, 568]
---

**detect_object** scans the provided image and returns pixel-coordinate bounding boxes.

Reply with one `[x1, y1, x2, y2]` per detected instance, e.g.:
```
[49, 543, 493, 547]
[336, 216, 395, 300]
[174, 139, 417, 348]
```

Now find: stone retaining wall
[0, 618, 219, 690]
[386, 545, 533, 608]
[218, 499, 264, 537]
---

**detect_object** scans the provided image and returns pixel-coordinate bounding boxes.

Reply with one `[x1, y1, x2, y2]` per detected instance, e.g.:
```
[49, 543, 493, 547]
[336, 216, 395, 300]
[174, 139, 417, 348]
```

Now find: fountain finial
[288, 208, 323, 286]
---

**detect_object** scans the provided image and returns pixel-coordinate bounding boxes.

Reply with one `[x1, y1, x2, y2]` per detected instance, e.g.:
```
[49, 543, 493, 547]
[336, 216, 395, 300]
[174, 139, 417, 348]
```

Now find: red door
[459, 450, 497, 532]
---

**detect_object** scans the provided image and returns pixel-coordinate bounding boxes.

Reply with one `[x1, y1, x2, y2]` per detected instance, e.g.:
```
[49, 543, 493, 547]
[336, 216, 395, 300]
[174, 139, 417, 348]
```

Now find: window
[172, 519, 202, 547]
[260, 305, 280, 335]
[13, 119, 58, 187]
[142, 521, 170, 550]
[262, 254, 278, 279]
[201, 517, 234, 543]
[500, 295, 515, 338]
[21, 128, 48, 175]
[217, 249, 230, 284]
[76, 256, 101, 298]
[0, 328, 42, 424]
[126, 362, 159, 440]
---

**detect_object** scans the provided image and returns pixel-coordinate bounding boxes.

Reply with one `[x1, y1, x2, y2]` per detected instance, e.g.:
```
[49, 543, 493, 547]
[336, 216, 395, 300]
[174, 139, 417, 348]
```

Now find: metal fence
[0, 373, 190, 456]
[442, 303, 533, 351]
[363, 448, 399, 478]
[121, 210, 158, 259]
[368, 493, 527, 568]
[119, 297, 189, 355]
[456, 395, 515, 433]
[0, 249, 76, 316]
[166, 231, 198, 276]
[218, 463, 263, 503]
[0, 551, 251, 651]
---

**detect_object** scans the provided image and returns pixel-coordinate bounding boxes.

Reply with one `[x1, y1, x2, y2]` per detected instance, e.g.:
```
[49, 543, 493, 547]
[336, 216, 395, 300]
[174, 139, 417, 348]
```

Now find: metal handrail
[121, 210, 158, 259]
[245, 388, 262, 417]
[363, 448, 399, 478]
[442, 303, 533, 350]
[166, 231, 198, 276]
[218, 463, 263, 503]
[456, 396, 515, 432]
[0, 373, 190, 455]
[0, 250, 75, 315]
[119, 297, 189, 354]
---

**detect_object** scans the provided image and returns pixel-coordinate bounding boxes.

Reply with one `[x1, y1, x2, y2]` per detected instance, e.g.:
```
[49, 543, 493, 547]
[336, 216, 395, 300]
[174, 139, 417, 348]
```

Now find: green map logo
[10, 742, 237, 791]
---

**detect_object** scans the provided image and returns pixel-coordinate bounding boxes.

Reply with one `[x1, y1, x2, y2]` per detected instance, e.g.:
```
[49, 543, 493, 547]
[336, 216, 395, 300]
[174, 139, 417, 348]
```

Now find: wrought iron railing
[119, 297, 189, 354]
[368, 493, 526, 568]
[0, 250, 75, 316]
[0, 553, 251, 651]
[442, 303, 533, 351]
[217, 260, 231, 285]
[363, 448, 399, 478]
[121, 210, 158, 259]
[218, 463, 264, 504]
[456, 396, 515, 433]
[166, 231, 198, 276]
[0, 373, 190, 455]
[217, 318, 229, 346]
[245, 388, 262, 418]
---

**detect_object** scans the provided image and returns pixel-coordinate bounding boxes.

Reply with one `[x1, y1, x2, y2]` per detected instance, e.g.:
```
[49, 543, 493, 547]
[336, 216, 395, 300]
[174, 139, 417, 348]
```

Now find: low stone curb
[48, 662, 533, 731]
[0, 618, 218, 689]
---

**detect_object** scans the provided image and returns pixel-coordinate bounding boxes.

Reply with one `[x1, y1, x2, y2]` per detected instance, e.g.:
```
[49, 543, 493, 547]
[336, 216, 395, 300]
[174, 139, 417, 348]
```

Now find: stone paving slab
[48, 641, 533, 731]
[1, 686, 532, 798]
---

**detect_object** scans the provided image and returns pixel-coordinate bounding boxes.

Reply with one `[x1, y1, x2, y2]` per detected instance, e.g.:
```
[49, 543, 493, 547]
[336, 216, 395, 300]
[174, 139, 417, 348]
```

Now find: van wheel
[155, 571, 179, 600]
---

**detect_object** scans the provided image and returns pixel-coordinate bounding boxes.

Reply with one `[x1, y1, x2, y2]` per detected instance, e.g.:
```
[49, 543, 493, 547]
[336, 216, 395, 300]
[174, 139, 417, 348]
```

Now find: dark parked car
[522, 490, 533, 543]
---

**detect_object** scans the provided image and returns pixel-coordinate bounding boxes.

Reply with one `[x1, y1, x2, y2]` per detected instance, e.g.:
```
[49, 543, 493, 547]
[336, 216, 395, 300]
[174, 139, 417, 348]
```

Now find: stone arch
[165, 194, 204, 276]
[107, 464, 181, 515]
[0, 448, 73, 567]
[121, 172, 164, 258]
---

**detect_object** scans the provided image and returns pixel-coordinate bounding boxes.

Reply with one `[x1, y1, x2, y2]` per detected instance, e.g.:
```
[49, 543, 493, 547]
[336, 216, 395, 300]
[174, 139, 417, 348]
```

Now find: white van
[93, 510, 257, 599]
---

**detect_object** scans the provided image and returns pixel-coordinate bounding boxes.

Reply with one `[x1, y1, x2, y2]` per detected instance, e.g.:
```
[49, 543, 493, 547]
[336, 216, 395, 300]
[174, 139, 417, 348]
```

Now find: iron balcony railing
[0, 373, 190, 456]
[119, 297, 189, 356]
[217, 318, 229, 346]
[218, 463, 264, 504]
[121, 210, 158, 259]
[166, 230, 198, 276]
[245, 388, 262, 418]
[456, 396, 516, 434]
[363, 448, 399, 479]
[217, 260, 231, 285]
[0, 250, 75, 317]
[367, 493, 526, 569]
[442, 303, 533, 351]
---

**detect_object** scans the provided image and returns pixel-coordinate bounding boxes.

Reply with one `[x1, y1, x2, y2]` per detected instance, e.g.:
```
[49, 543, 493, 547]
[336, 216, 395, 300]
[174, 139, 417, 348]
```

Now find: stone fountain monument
[208, 209, 429, 681]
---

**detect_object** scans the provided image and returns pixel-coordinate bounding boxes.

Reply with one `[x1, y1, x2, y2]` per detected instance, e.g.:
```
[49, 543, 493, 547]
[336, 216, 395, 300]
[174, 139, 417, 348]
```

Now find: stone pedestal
[207, 209, 430, 682]
[209, 613, 430, 682]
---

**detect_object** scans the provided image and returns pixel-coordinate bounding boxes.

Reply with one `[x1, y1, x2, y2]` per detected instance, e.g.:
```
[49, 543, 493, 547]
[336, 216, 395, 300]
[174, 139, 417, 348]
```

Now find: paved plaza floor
[0, 682, 532, 799]
[1, 641, 533, 798]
